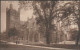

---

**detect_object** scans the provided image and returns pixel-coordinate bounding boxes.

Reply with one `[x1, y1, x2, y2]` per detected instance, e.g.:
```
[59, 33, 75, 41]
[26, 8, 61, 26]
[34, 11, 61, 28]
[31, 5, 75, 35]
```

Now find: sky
[1, 1, 33, 32]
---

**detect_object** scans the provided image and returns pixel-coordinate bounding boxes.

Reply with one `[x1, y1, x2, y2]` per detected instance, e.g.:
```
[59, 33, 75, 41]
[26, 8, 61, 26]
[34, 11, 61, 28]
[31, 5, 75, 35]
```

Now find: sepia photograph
[0, 0, 80, 50]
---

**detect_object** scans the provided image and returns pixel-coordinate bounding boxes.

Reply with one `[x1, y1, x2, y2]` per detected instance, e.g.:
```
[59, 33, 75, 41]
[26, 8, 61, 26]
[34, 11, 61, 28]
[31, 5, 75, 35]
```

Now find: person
[16, 40, 18, 44]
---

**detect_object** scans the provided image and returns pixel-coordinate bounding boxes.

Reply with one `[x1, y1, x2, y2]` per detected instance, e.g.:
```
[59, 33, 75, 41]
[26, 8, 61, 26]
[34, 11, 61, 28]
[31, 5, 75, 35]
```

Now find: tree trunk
[32, 33, 34, 43]
[46, 24, 50, 44]
[76, 2, 80, 45]
[76, 24, 80, 45]
[76, 31, 80, 45]
[28, 29, 30, 43]
[38, 32, 40, 42]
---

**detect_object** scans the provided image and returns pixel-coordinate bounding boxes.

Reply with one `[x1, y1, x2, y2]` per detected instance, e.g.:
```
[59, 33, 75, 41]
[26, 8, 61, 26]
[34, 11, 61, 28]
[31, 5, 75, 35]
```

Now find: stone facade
[6, 3, 20, 34]
[19, 16, 40, 44]
[27, 17, 40, 43]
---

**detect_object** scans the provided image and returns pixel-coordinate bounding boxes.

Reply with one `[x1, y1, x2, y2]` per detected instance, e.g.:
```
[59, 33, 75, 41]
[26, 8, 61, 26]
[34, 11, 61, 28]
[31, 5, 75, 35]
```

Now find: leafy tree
[18, 1, 58, 44]
[75, 1, 80, 45]
[1, 31, 7, 40]
[8, 27, 19, 38]
[69, 29, 78, 41]
[55, 1, 80, 45]
[32, 1, 58, 44]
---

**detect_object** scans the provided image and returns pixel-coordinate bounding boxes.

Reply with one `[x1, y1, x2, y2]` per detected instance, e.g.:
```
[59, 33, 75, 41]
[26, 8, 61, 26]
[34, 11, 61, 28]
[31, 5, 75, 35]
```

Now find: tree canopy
[8, 27, 19, 37]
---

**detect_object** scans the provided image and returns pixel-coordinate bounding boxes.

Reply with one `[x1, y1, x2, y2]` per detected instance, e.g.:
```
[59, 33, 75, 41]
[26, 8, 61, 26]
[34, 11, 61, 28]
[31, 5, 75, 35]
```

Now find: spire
[10, 2, 13, 9]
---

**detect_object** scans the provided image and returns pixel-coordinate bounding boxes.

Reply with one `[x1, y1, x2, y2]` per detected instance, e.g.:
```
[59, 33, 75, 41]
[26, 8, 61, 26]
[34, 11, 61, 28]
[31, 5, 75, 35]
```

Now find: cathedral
[6, 3, 20, 35]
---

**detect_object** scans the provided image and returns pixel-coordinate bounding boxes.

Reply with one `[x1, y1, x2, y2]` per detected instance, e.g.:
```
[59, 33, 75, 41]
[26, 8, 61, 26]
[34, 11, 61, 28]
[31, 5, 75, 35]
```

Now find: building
[26, 16, 40, 43]
[6, 3, 20, 37]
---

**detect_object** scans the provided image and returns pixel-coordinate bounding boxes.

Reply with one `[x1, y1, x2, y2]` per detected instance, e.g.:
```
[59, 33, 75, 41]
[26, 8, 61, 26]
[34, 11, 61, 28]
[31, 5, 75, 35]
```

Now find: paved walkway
[0, 40, 74, 50]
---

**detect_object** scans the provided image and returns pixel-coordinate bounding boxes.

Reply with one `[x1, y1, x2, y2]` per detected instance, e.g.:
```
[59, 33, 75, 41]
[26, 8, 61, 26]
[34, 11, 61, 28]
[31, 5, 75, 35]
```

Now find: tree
[55, 1, 80, 45]
[18, 1, 58, 44]
[72, 1, 80, 45]
[69, 29, 78, 41]
[32, 1, 58, 44]
[8, 27, 19, 38]
[1, 31, 7, 40]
